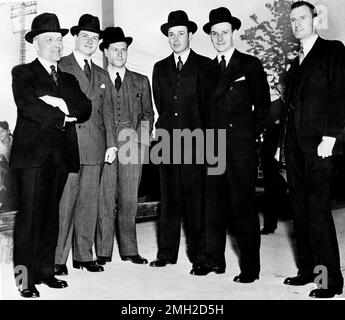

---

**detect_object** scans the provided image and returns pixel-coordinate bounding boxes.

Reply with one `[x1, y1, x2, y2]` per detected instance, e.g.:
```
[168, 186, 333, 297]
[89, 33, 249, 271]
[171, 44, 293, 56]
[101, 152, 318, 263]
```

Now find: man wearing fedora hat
[54, 14, 116, 275]
[149, 10, 211, 271]
[10, 12, 91, 297]
[96, 27, 154, 265]
[197, 7, 270, 282]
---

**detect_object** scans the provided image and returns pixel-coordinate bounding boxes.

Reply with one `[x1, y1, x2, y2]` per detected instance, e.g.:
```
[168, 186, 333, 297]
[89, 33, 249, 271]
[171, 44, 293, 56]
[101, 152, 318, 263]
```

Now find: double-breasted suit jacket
[201, 49, 270, 276]
[11, 58, 91, 287]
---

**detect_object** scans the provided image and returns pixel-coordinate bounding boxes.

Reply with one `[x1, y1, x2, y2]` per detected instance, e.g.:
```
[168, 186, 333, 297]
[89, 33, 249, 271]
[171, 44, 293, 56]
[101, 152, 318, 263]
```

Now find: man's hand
[39, 95, 69, 115]
[317, 136, 336, 159]
[104, 147, 117, 164]
[274, 147, 281, 162]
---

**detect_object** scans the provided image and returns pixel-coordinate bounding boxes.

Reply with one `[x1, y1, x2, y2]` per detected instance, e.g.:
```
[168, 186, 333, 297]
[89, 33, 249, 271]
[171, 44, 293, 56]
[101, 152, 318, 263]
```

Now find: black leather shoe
[233, 273, 259, 283]
[73, 260, 104, 272]
[309, 287, 343, 298]
[121, 254, 148, 264]
[35, 277, 68, 288]
[260, 227, 275, 235]
[54, 264, 68, 276]
[97, 256, 112, 265]
[149, 258, 175, 267]
[190, 264, 225, 276]
[19, 286, 40, 298]
[284, 275, 315, 286]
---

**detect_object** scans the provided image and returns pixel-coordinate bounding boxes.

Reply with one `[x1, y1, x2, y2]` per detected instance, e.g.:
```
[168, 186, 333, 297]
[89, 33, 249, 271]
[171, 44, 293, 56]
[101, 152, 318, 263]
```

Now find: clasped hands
[39, 95, 77, 123]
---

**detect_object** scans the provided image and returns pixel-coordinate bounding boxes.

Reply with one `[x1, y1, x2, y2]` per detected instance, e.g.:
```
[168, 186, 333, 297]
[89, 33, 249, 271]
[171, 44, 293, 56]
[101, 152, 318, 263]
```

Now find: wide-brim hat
[99, 27, 133, 52]
[160, 10, 197, 36]
[25, 13, 69, 43]
[70, 14, 103, 39]
[203, 7, 241, 34]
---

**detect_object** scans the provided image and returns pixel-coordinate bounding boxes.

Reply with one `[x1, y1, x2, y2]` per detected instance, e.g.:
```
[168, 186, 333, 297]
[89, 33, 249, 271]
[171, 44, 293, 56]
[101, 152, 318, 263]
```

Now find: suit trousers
[13, 148, 68, 288]
[55, 164, 101, 263]
[205, 157, 260, 276]
[96, 141, 143, 257]
[157, 163, 204, 264]
[285, 116, 343, 288]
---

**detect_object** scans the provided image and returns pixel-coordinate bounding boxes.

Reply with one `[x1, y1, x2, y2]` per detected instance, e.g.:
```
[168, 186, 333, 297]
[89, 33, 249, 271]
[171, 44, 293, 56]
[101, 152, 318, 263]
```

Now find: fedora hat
[25, 13, 68, 43]
[160, 10, 197, 36]
[70, 14, 103, 38]
[203, 7, 241, 34]
[99, 27, 133, 52]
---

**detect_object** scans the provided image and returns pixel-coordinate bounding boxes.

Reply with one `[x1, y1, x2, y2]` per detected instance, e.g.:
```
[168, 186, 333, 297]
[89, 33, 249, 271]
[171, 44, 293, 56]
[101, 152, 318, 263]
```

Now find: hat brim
[203, 17, 241, 34]
[99, 37, 133, 52]
[25, 28, 69, 43]
[70, 26, 103, 39]
[160, 21, 197, 36]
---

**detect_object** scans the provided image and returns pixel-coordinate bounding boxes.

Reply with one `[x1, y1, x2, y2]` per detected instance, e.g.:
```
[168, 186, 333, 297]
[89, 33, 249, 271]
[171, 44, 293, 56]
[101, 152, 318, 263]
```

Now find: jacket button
[78, 125, 81, 129]
[97, 110, 100, 114]
[174, 96, 177, 100]
[229, 123, 233, 127]
[175, 113, 178, 116]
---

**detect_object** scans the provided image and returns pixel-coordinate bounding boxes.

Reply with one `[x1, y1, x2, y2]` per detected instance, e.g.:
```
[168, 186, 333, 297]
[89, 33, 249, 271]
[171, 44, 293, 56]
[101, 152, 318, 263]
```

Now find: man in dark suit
[196, 7, 270, 282]
[96, 27, 154, 265]
[149, 11, 210, 271]
[54, 14, 116, 275]
[279, 1, 345, 298]
[10, 13, 91, 298]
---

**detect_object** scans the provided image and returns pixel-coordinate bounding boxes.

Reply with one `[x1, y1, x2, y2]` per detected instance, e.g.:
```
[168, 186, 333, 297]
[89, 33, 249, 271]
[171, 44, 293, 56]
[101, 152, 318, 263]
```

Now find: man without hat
[197, 7, 270, 282]
[96, 27, 154, 265]
[11, 13, 91, 297]
[54, 14, 116, 275]
[149, 10, 211, 273]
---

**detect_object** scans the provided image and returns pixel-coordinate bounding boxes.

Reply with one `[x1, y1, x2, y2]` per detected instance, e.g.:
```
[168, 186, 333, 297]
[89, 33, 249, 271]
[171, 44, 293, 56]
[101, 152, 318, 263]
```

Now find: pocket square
[234, 76, 245, 82]
[136, 93, 142, 98]
[100, 83, 105, 89]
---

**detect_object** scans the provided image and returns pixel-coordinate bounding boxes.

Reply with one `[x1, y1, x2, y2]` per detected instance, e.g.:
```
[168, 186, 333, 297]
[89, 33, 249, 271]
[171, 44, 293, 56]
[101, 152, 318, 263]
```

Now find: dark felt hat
[70, 14, 103, 38]
[203, 7, 241, 34]
[99, 27, 133, 52]
[25, 13, 68, 43]
[160, 10, 197, 36]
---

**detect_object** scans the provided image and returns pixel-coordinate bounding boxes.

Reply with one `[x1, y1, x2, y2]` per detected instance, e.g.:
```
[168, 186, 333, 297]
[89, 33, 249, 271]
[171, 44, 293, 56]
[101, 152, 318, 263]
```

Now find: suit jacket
[153, 49, 211, 131]
[281, 37, 345, 155]
[202, 49, 270, 160]
[10, 58, 91, 172]
[110, 69, 154, 146]
[59, 53, 115, 165]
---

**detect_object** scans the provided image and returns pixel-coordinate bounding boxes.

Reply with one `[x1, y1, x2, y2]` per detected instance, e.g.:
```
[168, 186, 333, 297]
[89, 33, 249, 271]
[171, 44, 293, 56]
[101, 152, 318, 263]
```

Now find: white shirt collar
[107, 66, 126, 84]
[37, 57, 57, 74]
[73, 50, 92, 71]
[217, 47, 235, 67]
[300, 34, 318, 58]
[174, 48, 191, 67]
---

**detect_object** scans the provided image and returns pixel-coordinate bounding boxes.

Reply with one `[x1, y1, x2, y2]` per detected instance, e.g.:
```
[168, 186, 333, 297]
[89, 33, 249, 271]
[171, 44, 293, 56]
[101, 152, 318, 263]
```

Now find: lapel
[123, 68, 141, 112]
[32, 58, 59, 95]
[167, 53, 178, 92]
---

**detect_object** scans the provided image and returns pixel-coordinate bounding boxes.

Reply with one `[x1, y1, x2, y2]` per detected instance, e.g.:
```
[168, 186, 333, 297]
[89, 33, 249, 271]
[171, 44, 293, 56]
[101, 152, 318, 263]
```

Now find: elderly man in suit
[11, 13, 91, 298]
[149, 11, 211, 272]
[197, 7, 270, 282]
[54, 14, 116, 275]
[95, 27, 154, 265]
[278, 1, 345, 298]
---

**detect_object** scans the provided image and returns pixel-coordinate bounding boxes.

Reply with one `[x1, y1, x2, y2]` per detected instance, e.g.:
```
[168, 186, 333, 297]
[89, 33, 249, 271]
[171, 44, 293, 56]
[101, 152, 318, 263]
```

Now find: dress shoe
[19, 286, 40, 298]
[149, 258, 176, 267]
[283, 275, 315, 286]
[35, 277, 68, 288]
[190, 264, 225, 276]
[233, 273, 259, 283]
[121, 254, 148, 264]
[73, 260, 104, 272]
[54, 264, 68, 276]
[260, 227, 275, 235]
[97, 256, 112, 265]
[309, 287, 343, 298]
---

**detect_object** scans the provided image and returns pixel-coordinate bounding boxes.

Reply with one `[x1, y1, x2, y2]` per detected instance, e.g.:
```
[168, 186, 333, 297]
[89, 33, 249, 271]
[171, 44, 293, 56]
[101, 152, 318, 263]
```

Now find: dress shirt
[37, 57, 57, 75]
[73, 50, 92, 71]
[300, 34, 318, 59]
[108, 66, 126, 84]
[217, 47, 235, 67]
[174, 48, 190, 67]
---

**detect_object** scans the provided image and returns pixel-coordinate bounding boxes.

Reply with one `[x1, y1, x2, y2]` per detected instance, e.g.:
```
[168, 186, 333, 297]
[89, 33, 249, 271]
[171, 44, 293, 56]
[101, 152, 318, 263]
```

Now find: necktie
[50, 65, 59, 86]
[84, 59, 91, 81]
[115, 72, 122, 91]
[298, 45, 304, 65]
[219, 55, 226, 74]
[177, 56, 183, 72]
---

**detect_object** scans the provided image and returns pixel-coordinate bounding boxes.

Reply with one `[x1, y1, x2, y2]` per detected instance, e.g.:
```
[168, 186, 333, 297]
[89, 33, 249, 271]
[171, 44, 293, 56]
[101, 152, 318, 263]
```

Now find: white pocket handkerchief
[234, 76, 245, 82]
[100, 83, 105, 89]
